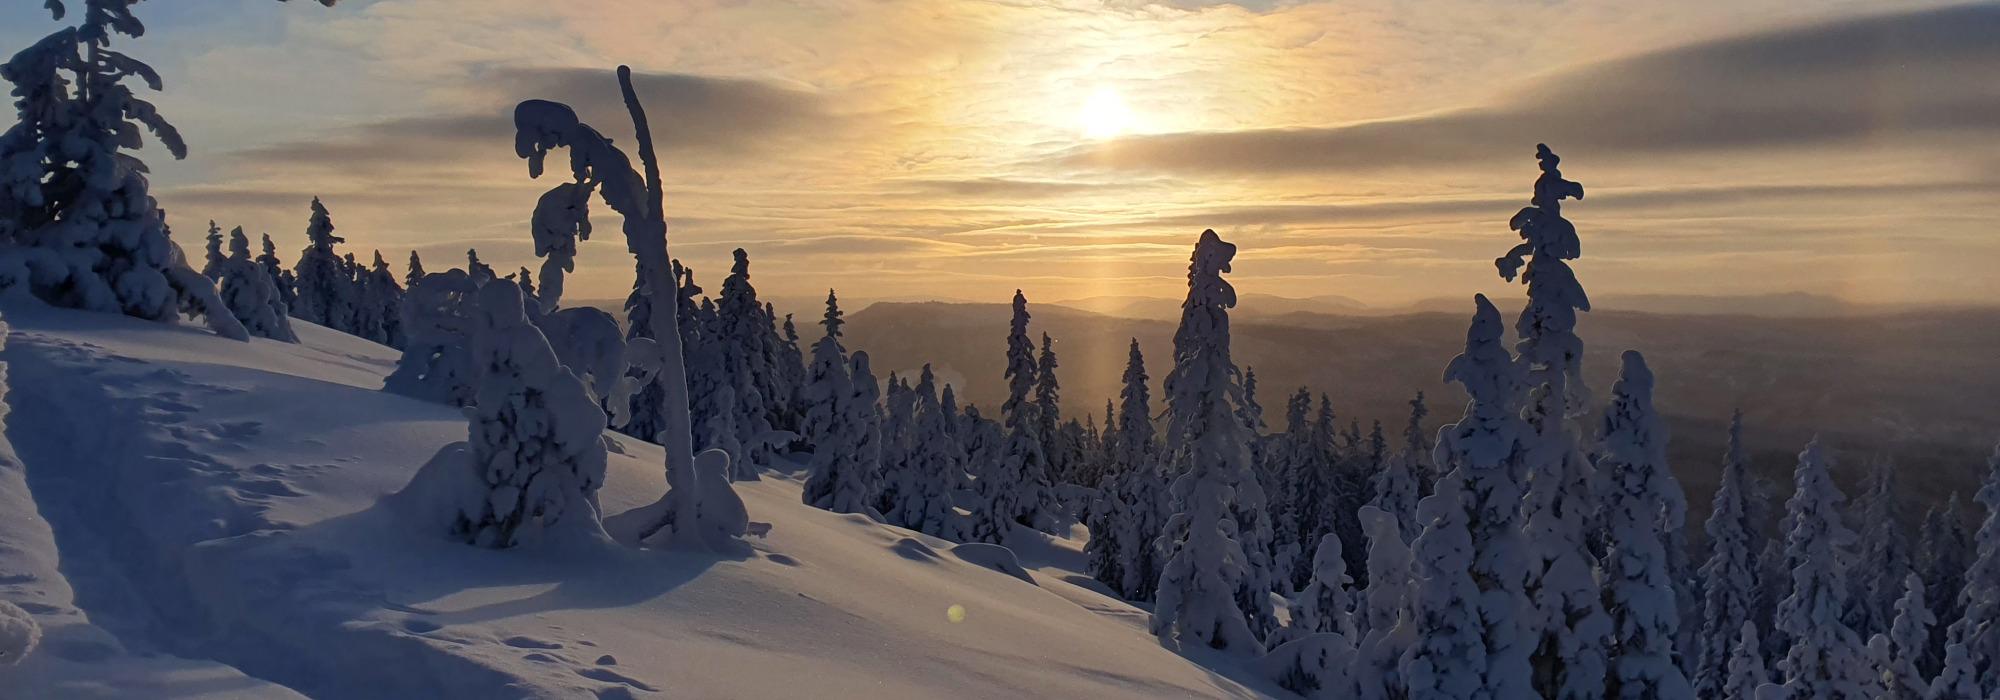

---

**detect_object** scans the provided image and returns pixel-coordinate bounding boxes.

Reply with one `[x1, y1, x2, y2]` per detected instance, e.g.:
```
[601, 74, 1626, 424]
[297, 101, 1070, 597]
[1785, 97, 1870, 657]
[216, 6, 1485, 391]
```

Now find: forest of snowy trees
[3, 2, 1999, 698]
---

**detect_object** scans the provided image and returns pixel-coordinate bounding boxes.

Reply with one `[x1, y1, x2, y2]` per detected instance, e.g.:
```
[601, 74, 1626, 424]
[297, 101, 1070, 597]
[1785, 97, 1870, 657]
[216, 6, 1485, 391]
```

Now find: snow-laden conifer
[1772, 437, 1870, 698]
[1694, 410, 1760, 698]
[1723, 623, 1769, 700]
[1921, 495, 1973, 675]
[1429, 294, 1537, 699]
[217, 226, 297, 342]
[893, 366, 961, 538]
[202, 221, 226, 282]
[1597, 351, 1693, 698]
[1399, 474, 1487, 699]
[969, 291, 1056, 542]
[292, 197, 354, 331]
[0, 0, 321, 340]
[1850, 456, 1911, 640]
[452, 282, 607, 548]
[1151, 230, 1264, 655]
[1088, 338, 1162, 600]
[1883, 574, 1934, 700]
[385, 269, 482, 405]
[513, 67, 706, 542]
[1939, 443, 2000, 695]
[801, 290, 873, 514]
[1500, 145, 1609, 700]
[1355, 505, 1416, 700]
[714, 249, 782, 474]
[258, 234, 296, 310]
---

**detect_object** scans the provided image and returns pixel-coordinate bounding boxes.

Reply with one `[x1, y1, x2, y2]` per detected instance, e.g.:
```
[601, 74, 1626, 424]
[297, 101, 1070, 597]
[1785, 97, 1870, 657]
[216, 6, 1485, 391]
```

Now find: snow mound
[953, 542, 1036, 584]
[0, 600, 38, 666]
[0, 300, 1268, 698]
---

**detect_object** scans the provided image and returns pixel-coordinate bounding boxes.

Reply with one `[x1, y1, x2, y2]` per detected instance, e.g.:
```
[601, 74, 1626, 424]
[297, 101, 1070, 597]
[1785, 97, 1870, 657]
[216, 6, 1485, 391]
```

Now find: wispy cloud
[1058, 4, 2000, 173]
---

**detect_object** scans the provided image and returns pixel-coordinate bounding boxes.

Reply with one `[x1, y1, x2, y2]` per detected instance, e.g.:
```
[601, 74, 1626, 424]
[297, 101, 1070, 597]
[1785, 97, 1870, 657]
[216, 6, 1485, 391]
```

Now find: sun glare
[1078, 88, 1134, 140]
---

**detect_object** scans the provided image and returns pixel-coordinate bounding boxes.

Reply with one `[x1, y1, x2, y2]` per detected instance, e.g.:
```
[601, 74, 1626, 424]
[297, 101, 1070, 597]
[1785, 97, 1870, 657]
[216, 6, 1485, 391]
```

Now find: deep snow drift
[0, 301, 1266, 698]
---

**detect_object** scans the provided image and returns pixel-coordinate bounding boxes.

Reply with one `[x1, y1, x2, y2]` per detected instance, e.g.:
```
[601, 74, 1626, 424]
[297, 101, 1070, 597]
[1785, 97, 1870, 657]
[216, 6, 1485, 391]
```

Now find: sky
[5, 0, 1998, 310]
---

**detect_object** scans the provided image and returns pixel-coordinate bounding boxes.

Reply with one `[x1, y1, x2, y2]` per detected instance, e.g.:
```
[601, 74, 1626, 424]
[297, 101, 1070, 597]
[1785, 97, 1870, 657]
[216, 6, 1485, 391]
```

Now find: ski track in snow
[0, 303, 1273, 699]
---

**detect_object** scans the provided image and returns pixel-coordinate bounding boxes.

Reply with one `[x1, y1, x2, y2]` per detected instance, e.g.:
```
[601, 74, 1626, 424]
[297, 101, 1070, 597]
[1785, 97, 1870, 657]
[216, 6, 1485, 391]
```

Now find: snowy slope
[0, 301, 1268, 699]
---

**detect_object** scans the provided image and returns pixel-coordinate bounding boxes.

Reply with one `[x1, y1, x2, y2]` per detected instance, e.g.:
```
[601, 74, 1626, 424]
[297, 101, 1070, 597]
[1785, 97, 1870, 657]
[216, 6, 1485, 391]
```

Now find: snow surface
[0, 300, 1269, 698]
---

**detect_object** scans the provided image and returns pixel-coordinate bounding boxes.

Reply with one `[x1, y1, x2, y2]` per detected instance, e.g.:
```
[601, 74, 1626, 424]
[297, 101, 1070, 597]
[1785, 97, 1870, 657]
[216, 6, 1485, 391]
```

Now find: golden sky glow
[5, 0, 1993, 311]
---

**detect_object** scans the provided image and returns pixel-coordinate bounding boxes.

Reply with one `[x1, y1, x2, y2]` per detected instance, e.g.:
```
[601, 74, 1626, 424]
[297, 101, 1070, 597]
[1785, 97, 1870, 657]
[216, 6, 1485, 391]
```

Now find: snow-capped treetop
[1498, 144, 1592, 415]
[1114, 338, 1155, 473]
[406, 251, 425, 289]
[1003, 291, 1038, 433]
[203, 221, 226, 281]
[304, 196, 339, 246]
[1164, 230, 1240, 455]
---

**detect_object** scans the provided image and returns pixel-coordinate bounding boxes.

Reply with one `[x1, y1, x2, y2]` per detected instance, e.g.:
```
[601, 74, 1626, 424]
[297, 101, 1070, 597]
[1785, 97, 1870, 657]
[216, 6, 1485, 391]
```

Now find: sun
[1078, 88, 1134, 140]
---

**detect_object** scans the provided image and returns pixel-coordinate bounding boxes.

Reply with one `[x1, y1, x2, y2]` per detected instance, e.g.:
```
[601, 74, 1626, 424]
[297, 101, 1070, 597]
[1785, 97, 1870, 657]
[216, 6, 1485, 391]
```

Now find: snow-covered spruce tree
[1939, 442, 2000, 695]
[1498, 144, 1610, 700]
[1291, 533, 1356, 639]
[512, 266, 536, 304]
[801, 290, 877, 516]
[1723, 622, 1769, 700]
[841, 351, 885, 509]
[1429, 293, 1537, 699]
[1240, 367, 1268, 495]
[1399, 472, 1489, 699]
[217, 226, 297, 342]
[290, 197, 354, 331]
[1920, 495, 1973, 676]
[352, 250, 403, 347]
[775, 312, 807, 431]
[1034, 332, 1067, 482]
[1882, 574, 1933, 700]
[405, 251, 425, 289]
[1770, 437, 1870, 698]
[968, 290, 1056, 542]
[1693, 410, 1760, 698]
[1268, 387, 1313, 591]
[202, 221, 226, 282]
[1092, 337, 1163, 601]
[1355, 505, 1417, 700]
[450, 282, 607, 548]
[1150, 230, 1266, 654]
[0, 2, 271, 341]
[1402, 392, 1434, 497]
[257, 233, 295, 311]
[615, 259, 669, 442]
[514, 67, 713, 545]
[1285, 393, 1338, 591]
[1848, 456, 1911, 641]
[385, 269, 483, 406]
[1596, 350, 1693, 697]
[701, 380, 744, 468]
[714, 249, 782, 475]
[875, 372, 913, 522]
[894, 365, 960, 538]
[1928, 642, 1981, 700]
[1368, 431, 1419, 544]
[465, 248, 494, 284]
